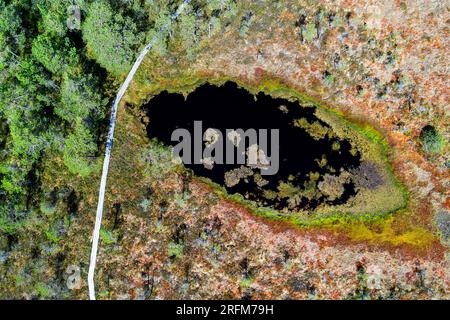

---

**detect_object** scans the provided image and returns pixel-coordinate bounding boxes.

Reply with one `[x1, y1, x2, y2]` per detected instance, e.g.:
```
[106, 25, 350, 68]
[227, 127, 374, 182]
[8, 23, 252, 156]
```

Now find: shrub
[141, 141, 178, 179]
[35, 283, 52, 299]
[39, 201, 57, 216]
[303, 23, 318, 42]
[167, 241, 184, 259]
[139, 198, 152, 212]
[45, 227, 61, 243]
[99, 228, 117, 245]
[419, 125, 444, 154]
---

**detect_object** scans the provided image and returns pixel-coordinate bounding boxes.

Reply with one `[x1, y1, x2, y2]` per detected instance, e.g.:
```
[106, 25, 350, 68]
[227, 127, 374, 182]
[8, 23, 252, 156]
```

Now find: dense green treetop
[0, 0, 243, 233]
[82, 0, 144, 76]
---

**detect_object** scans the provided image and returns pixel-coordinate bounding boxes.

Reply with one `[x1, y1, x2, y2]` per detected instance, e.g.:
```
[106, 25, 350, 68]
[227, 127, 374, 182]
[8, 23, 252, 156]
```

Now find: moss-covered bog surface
[0, 0, 448, 299]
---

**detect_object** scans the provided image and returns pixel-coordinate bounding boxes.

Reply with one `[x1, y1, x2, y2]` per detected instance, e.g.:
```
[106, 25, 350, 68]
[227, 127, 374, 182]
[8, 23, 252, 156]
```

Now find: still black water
[143, 82, 360, 211]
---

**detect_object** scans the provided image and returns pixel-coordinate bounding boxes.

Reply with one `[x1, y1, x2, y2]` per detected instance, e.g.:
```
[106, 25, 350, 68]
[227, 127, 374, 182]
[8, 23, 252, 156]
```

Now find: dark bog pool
[143, 82, 360, 211]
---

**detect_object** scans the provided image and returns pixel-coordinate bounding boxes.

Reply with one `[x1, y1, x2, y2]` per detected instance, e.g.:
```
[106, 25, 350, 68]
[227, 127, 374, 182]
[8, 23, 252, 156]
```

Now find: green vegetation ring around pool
[131, 74, 408, 230]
